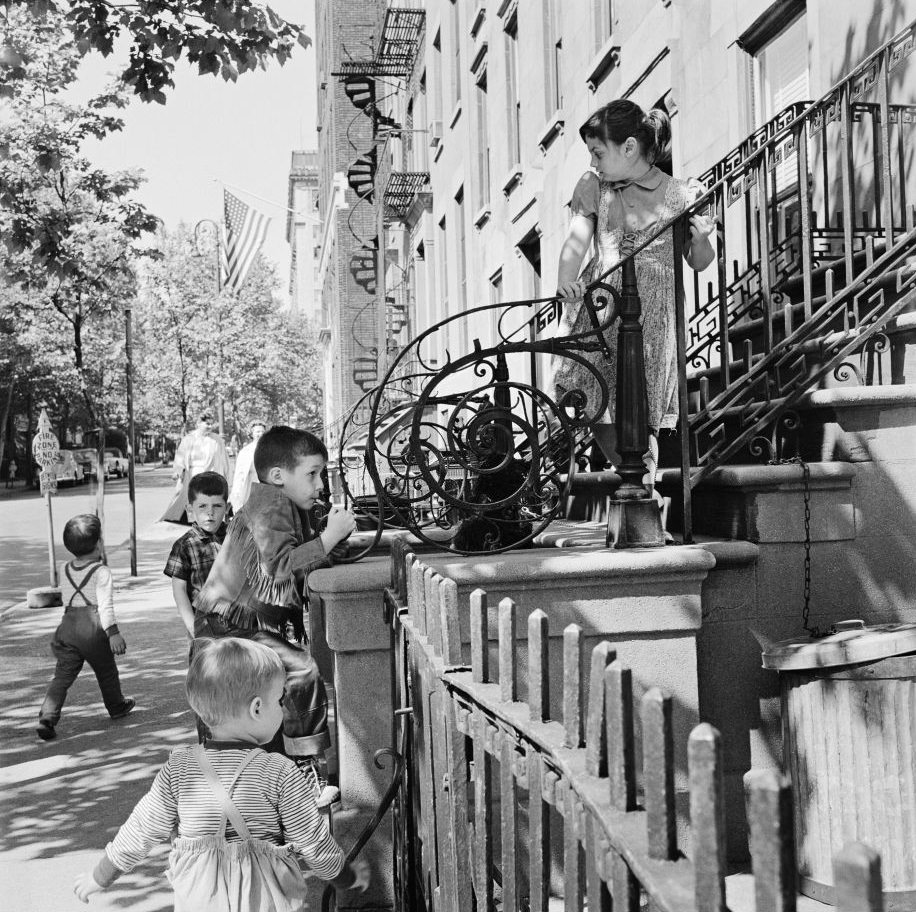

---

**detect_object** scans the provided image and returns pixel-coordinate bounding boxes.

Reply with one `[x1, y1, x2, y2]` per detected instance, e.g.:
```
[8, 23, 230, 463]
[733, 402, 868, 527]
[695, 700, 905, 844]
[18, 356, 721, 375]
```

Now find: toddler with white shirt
[36, 513, 134, 740]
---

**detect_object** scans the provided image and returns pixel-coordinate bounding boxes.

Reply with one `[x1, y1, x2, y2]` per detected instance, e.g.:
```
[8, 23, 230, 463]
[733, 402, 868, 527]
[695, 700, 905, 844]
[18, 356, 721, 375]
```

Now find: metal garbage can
[762, 620, 916, 911]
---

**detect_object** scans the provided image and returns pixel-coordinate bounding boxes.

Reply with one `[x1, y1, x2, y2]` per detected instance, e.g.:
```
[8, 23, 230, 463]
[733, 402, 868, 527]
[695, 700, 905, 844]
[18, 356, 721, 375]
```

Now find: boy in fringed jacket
[193, 426, 356, 805]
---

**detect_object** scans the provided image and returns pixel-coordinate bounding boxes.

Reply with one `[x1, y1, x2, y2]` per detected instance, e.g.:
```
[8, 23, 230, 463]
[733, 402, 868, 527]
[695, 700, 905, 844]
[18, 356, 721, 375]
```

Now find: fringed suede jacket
[193, 482, 343, 638]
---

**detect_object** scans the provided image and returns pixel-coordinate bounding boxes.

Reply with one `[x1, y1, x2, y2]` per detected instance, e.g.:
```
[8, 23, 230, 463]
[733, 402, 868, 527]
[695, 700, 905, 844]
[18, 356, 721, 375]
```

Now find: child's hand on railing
[556, 280, 586, 302]
[688, 212, 716, 243]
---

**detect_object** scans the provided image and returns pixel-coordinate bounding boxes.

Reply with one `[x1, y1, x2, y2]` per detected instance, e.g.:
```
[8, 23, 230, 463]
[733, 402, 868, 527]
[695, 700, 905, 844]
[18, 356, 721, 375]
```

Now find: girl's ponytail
[642, 108, 671, 165]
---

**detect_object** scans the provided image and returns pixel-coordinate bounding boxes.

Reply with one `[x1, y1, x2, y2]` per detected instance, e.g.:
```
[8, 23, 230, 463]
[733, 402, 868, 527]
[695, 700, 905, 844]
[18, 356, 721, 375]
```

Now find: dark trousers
[194, 614, 330, 757]
[39, 606, 128, 725]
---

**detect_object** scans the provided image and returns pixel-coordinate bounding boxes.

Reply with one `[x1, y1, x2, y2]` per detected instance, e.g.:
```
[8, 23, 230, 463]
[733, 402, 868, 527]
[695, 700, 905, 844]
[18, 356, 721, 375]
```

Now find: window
[456, 187, 469, 351]
[753, 12, 809, 196]
[489, 269, 503, 345]
[544, 0, 563, 114]
[505, 13, 521, 166]
[593, 0, 614, 53]
[474, 67, 490, 211]
[451, 1, 462, 108]
[432, 30, 443, 127]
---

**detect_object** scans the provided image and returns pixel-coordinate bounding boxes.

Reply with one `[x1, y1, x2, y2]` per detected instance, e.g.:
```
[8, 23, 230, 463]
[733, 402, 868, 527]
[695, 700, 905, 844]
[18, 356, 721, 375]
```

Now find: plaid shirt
[163, 523, 227, 606]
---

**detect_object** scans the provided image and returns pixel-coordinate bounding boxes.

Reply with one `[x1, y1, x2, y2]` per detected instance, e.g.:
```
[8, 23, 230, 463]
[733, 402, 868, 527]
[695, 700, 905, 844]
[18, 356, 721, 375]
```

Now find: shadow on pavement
[0, 535, 194, 910]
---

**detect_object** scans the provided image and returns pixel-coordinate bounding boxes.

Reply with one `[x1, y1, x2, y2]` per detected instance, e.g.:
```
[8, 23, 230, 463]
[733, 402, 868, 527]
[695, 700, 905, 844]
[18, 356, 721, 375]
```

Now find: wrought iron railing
[336, 18, 916, 552]
[387, 542, 890, 912]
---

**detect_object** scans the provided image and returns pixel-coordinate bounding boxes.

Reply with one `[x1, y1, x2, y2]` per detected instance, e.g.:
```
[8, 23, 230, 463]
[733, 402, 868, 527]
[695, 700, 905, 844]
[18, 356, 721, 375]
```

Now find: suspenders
[65, 562, 102, 608]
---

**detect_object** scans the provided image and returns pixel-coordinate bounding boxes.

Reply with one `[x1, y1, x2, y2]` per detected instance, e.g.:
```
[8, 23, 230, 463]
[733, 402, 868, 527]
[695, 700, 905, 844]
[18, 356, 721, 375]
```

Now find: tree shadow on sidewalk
[0, 564, 194, 910]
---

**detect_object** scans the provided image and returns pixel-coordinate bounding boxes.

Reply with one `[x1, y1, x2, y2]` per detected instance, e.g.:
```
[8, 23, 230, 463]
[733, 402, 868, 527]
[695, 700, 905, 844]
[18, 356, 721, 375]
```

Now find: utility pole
[125, 304, 138, 576]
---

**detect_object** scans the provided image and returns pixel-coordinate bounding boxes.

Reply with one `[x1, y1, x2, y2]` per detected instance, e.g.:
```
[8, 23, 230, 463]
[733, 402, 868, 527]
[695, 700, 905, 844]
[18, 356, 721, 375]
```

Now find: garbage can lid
[762, 619, 916, 671]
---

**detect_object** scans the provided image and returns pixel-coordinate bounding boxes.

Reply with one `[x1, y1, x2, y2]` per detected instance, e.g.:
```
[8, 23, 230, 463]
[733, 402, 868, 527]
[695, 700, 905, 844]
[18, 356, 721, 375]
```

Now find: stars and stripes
[222, 190, 271, 292]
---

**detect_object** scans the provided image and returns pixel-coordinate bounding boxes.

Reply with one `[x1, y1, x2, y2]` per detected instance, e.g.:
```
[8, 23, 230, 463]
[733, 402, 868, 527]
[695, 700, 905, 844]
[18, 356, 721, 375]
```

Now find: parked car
[104, 448, 130, 477]
[32, 450, 85, 488]
[70, 447, 104, 481]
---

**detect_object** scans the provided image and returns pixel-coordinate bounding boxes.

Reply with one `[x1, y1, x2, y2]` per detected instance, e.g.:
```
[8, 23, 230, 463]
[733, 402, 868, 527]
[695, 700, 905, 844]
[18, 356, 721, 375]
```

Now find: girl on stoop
[74, 638, 367, 911]
[553, 99, 715, 504]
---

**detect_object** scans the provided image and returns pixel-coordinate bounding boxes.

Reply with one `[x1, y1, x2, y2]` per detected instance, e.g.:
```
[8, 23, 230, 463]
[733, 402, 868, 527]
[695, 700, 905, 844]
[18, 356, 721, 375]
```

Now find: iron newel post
[605, 256, 665, 548]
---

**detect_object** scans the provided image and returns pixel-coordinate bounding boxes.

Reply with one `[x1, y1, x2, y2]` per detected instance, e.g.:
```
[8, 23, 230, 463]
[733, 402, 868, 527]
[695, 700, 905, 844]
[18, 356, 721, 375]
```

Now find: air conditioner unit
[428, 120, 443, 148]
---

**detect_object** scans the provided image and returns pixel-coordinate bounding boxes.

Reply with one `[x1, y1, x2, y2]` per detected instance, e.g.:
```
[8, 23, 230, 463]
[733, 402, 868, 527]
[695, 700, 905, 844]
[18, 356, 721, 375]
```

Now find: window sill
[449, 101, 463, 130]
[501, 163, 523, 197]
[586, 37, 621, 93]
[473, 204, 492, 229]
[537, 111, 565, 154]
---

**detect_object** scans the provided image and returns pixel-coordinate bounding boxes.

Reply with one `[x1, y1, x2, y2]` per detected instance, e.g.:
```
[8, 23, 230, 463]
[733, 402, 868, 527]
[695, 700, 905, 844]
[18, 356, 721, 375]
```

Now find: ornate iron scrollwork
[335, 291, 619, 556]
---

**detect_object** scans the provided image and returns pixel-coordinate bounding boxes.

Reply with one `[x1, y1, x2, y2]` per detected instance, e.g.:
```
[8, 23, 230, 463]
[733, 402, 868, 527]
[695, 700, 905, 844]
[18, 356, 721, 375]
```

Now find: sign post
[32, 409, 60, 587]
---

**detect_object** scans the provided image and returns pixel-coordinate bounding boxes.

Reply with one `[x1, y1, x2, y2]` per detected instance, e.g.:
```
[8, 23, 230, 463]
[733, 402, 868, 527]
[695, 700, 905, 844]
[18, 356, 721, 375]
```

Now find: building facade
[286, 151, 322, 322]
[314, 0, 916, 457]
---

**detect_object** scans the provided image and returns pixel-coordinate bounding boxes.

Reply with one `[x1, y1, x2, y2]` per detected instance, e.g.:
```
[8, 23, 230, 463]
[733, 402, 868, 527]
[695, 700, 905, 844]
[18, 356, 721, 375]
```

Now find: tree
[0, 5, 154, 447]
[3, 1, 310, 103]
[133, 225, 324, 437]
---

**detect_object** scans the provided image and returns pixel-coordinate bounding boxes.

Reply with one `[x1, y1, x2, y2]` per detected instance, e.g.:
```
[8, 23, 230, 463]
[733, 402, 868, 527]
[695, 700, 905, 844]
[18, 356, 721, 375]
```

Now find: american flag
[222, 190, 271, 292]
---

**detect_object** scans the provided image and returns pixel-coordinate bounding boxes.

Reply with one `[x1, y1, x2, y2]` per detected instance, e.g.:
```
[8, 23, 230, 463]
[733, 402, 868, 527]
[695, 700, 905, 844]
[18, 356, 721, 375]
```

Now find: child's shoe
[110, 698, 136, 719]
[36, 720, 56, 741]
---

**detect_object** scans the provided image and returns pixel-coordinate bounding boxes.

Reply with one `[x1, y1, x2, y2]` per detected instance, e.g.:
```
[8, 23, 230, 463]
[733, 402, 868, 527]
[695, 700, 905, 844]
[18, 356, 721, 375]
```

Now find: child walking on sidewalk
[36, 514, 135, 740]
[73, 638, 367, 910]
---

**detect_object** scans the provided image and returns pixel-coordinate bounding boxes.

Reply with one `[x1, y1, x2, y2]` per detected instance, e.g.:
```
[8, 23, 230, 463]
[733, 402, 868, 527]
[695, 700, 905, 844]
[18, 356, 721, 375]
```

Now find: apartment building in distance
[286, 151, 322, 322]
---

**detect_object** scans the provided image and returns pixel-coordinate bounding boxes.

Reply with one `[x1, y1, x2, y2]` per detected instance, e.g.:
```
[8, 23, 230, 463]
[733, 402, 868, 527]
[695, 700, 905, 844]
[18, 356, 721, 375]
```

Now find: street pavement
[0, 467, 196, 911]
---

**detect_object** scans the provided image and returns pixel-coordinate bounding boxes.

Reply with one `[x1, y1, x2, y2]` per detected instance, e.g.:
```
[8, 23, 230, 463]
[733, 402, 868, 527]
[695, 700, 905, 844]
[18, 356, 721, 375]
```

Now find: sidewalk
[0, 520, 187, 911]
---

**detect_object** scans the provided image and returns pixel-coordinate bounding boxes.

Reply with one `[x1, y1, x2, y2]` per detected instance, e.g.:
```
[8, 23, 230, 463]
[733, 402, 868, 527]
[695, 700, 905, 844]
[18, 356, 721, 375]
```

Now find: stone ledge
[657, 462, 855, 491]
[801, 382, 916, 410]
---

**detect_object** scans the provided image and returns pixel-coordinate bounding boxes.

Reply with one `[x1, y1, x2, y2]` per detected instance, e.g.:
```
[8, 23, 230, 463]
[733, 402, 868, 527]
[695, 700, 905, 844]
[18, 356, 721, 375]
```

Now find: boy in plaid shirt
[164, 472, 229, 639]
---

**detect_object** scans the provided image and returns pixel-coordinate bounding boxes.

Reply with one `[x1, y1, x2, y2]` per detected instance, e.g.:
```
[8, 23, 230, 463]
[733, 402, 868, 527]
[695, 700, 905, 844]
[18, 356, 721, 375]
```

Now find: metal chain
[771, 455, 824, 638]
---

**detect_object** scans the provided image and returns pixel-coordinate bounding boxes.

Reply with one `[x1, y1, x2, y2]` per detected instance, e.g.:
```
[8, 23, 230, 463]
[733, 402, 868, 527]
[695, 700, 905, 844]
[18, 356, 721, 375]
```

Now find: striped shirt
[60, 561, 117, 633]
[95, 742, 345, 886]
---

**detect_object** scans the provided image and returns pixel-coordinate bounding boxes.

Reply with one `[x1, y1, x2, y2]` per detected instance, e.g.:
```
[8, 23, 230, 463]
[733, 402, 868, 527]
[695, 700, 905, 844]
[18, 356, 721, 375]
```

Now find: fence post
[528, 751, 550, 912]
[446, 696, 473, 912]
[500, 736, 520, 912]
[472, 710, 494, 911]
[745, 769, 796, 912]
[606, 661, 636, 812]
[834, 842, 883, 912]
[642, 688, 677, 860]
[422, 567, 436, 642]
[499, 597, 518, 702]
[688, 723, 727, 912]
[528, 609, 550, 722]
[470, 588, 489, 683]
[439, 577, 463, 665]
[428, 572, 444, 656]
[563, 624, 584, 748]
[586, 642, 616, 777]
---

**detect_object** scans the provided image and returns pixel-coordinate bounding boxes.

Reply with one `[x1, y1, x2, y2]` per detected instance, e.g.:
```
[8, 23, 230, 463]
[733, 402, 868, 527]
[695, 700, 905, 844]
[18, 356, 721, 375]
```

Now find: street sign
[31, 409, 60, 585]
[32, 409, 60, 470]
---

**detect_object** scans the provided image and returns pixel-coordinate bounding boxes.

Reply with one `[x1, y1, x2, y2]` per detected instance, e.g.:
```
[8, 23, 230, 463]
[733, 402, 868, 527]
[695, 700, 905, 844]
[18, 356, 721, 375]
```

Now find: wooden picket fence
[385, 538, 886, 912]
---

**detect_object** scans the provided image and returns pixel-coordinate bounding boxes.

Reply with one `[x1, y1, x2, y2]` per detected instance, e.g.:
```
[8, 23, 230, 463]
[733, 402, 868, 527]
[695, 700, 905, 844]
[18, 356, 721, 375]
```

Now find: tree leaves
[4, 0, 312, 102]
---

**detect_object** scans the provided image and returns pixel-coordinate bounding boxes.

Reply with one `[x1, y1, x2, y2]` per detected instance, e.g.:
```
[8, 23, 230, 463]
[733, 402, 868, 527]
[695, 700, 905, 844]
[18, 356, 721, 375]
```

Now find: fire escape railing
[333, 18, 916, 556]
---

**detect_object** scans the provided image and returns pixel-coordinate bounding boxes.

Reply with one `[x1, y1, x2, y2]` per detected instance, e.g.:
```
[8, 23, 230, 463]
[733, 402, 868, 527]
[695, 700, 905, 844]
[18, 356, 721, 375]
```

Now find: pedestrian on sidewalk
[73, 638, 368, 910]
[228, 420, 266, 514]
[193, 426, 356, 807]
[161, 413, 230, 524]
[5, 457, 17, 488]
[36, 514, 135, 741]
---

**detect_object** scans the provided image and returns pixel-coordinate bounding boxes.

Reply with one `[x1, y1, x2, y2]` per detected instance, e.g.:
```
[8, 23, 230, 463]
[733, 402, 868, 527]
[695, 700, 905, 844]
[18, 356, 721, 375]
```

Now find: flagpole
[212, 177, 322, 224]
